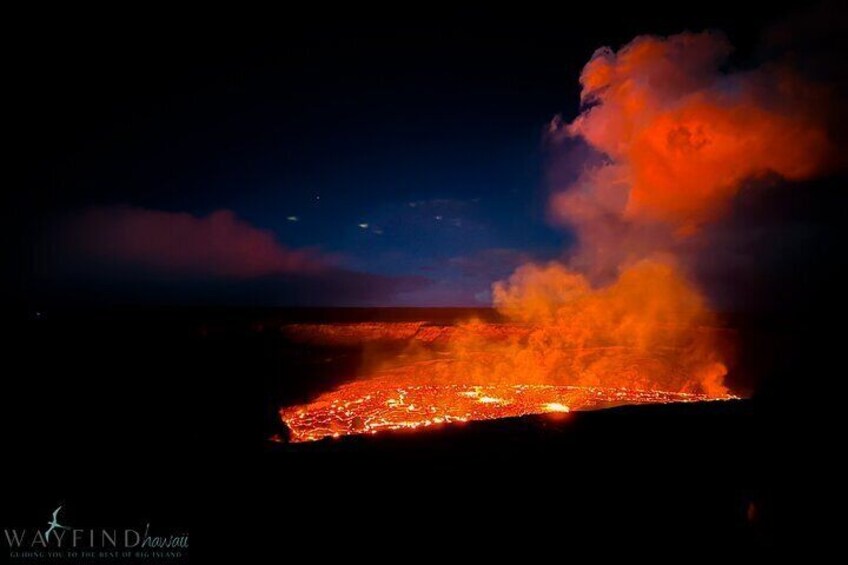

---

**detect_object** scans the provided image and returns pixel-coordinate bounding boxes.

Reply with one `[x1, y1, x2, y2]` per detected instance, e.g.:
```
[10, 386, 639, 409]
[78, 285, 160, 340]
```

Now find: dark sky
[7, 2, 826, 307]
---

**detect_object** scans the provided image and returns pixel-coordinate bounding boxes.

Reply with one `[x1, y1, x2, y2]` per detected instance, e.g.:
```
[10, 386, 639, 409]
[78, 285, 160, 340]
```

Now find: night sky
[7, 2, 840, 307]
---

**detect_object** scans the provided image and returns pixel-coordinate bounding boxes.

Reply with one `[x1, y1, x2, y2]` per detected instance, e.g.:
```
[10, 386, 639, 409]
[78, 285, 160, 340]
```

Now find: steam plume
[482, 30, 837, 395]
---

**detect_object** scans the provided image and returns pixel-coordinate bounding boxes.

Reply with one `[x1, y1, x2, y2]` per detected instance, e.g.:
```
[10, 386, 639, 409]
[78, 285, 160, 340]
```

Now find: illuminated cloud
[554, 31, 836, 232]
[546, 30, 839, 279]
[66, 206, 325, 278]
[476, 29, 841, 395]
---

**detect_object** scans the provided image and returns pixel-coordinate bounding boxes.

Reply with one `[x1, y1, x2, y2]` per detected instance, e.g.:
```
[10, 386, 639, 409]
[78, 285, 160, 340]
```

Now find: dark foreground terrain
[1, 307, 824, 560]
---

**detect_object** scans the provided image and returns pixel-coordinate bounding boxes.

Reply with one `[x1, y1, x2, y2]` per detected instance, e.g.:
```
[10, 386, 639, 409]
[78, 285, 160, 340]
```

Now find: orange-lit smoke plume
[552, 31, 834, 275]
[451, 31, 836, 396]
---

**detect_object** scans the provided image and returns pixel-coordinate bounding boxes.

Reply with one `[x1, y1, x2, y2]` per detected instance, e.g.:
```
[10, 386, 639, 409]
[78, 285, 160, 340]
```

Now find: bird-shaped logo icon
[45, 506, 70, 541]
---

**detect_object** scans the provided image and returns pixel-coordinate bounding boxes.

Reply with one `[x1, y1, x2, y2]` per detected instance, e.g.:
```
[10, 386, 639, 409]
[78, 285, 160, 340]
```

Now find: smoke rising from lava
[550, 31, 835, 278]
[453, 30, 837, 395]
[281, 20, 844, 441]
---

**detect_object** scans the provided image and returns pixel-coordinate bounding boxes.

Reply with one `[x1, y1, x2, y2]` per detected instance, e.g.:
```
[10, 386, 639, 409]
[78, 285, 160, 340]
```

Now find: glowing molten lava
[280, 359, 736, 443]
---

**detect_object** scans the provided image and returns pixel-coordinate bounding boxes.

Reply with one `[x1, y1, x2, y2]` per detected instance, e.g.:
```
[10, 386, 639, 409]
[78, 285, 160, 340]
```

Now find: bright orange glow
[447, 258, 729, 397]
[281, 367, 734, 443]
[280, 296, 736, 443]
[279, 257, 734, 444]
[562, 32, 834, 230]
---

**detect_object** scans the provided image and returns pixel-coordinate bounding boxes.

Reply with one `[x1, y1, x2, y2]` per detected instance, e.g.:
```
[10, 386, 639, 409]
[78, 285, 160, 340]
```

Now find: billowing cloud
[546, 31, 839, 281]
[468, 28, 842, 396]
[556, 31, 835, 232]
[65, 206, 325, 278]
